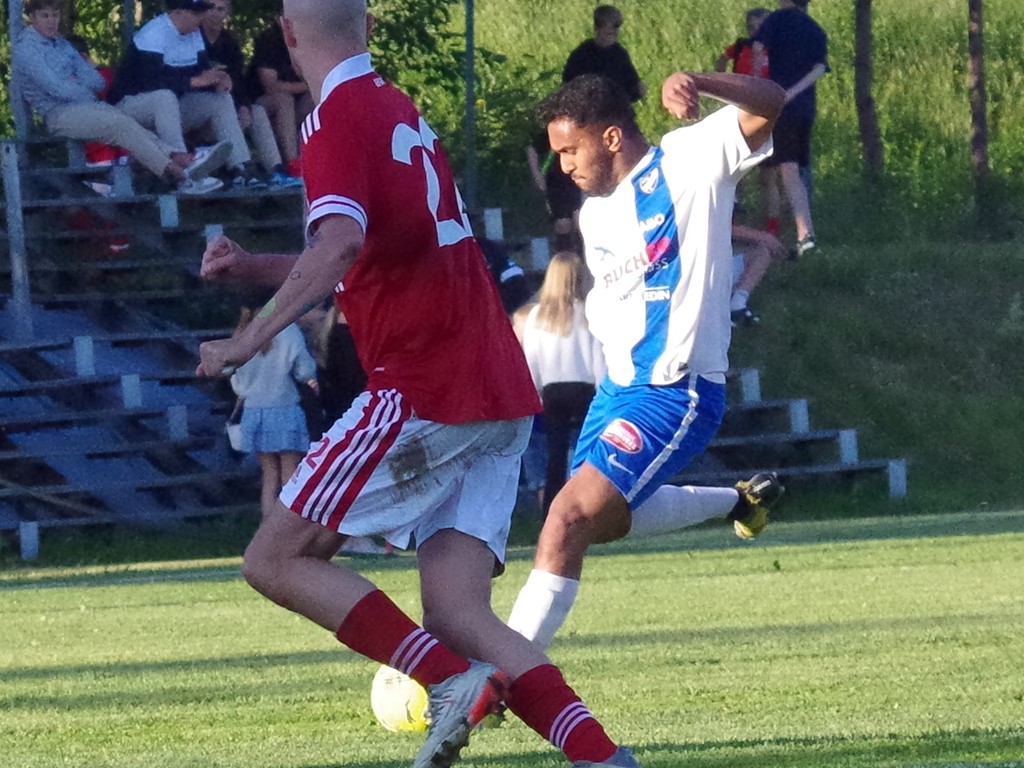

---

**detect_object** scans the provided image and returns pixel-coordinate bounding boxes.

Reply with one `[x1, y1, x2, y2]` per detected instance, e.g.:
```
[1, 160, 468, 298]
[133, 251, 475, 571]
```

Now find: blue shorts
[571, 374, 726, 509]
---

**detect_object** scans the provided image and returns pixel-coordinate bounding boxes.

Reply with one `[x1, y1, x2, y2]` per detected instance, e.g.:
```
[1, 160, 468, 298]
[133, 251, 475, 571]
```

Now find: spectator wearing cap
[109, 0, 260, 187]
[11, 0, 223, 193]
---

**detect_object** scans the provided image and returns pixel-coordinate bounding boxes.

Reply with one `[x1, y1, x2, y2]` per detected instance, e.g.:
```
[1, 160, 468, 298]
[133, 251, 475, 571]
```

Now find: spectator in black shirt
[562, 5, 645, 102]
[200, 0, 301, 186]
[246, 23, 312, 174]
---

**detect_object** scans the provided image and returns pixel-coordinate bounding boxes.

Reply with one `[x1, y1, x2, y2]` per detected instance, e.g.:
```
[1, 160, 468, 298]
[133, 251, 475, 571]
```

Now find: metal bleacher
[671, 367, 907, 498]
[0, 130, 309, 559]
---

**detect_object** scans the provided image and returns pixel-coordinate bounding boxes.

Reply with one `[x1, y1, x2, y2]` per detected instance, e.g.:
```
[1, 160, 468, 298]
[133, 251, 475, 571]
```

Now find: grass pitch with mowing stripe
[2, 511, 1022, 768]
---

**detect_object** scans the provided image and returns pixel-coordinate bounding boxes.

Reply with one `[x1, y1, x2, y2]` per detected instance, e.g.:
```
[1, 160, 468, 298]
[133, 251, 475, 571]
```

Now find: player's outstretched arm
[661, 71, 784, 151]
[197, 216, 362, 377]
[200, 235, 301, 287]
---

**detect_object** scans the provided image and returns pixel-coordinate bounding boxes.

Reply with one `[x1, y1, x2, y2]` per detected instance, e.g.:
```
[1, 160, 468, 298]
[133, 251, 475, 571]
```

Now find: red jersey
[300, 54, 539, 424]
[723, 38, 769, 78]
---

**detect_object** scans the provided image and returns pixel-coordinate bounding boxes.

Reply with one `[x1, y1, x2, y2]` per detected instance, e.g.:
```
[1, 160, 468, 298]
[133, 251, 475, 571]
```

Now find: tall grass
[463, 0, 1024, 239]
[2, 511, 1022, 767]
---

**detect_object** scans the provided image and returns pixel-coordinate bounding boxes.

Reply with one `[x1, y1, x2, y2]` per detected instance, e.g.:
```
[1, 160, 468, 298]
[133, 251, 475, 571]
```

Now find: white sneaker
[185, 141, 232, 181]
[177, 176, 224, 195]
[413, 661, 508, 768]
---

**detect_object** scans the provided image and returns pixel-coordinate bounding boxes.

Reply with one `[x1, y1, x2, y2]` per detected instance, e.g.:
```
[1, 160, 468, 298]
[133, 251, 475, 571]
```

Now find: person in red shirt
[716, 7, 783, 235]
[715, 7, 771, 78]
[196, 2, 638, 767]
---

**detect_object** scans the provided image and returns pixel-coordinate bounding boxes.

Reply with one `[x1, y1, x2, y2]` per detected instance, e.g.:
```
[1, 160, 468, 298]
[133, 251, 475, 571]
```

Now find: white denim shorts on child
[280, 388, 531, 564]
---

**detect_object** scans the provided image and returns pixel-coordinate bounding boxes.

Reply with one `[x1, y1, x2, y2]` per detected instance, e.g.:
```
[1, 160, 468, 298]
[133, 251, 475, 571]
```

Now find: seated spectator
[521, 252, 605, 513]
[477, 237, 531, 315]
[109, 0, 258, 188]
[246, 22, 312, 176]
[199, 0, 301, 188]
[64, 35, 129, 168]
[730, 222, 790, 326]
[12, 0, 224, 194]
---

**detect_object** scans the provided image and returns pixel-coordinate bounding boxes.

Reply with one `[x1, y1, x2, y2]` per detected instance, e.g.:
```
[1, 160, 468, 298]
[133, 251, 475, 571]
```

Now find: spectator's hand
[191, 70, 219, 89]
[192, 69, 229, 91]
[661, 72, 701, 120]
[201, 235, 250, 281]
[197, 337, 252, 378]
[237, 106, 252, 131]
[214, 69, 232, 93]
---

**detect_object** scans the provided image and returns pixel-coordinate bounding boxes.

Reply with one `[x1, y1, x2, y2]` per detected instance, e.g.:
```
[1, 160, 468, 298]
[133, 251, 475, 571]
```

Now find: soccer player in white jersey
[508, 73, 786, 652]
[195, 2, 638, 768]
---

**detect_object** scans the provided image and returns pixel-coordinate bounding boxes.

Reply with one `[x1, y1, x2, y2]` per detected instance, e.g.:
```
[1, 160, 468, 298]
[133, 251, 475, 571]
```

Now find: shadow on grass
[2, 509, 1021, 591]
[503, 508, 1024, 566]
[295, 726, 1024, 768]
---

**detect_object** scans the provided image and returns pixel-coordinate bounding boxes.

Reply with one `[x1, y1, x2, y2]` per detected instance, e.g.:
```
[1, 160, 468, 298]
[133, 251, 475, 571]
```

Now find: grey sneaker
[728, 471, 784, 540]
[184, 141, 232, 181]
[573, 746, 642, 767]
[412, 660, 508, 768]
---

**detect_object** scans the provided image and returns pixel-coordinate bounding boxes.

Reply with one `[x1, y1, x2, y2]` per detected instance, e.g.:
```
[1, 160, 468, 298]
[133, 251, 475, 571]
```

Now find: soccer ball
[370, 664, 430, 732]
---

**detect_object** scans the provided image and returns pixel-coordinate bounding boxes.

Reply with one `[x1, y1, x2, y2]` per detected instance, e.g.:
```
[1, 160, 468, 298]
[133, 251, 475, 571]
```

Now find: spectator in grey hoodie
[12, 0, 225, 192]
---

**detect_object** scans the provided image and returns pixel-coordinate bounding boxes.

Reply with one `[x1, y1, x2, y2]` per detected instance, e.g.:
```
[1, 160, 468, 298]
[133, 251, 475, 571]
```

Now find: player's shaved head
[283, 0, 367, 44]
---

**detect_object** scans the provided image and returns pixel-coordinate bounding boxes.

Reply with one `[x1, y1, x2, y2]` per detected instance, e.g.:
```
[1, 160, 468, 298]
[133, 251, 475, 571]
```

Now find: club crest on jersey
[638, 168, 660, 194]
[600, 419, 644, 453]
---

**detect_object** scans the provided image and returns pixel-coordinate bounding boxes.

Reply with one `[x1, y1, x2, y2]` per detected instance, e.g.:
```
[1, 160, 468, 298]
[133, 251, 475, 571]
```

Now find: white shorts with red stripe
[280, 388, 532, 563]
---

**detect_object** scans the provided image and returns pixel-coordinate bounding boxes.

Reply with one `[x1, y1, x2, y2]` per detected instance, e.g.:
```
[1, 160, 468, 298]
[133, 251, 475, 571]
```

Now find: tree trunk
[853, 0, 883, 178]
[967, 0, 990, 202]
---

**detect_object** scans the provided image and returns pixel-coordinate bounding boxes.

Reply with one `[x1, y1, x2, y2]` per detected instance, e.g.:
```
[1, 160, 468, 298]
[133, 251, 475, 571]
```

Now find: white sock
[507, 569, 580, 651]
[628, 484, 739, 538]
[730, 289, 750, 312]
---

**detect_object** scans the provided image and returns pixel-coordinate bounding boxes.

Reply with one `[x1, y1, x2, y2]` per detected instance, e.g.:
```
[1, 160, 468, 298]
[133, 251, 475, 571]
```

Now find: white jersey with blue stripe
[580, 105, 771, 387]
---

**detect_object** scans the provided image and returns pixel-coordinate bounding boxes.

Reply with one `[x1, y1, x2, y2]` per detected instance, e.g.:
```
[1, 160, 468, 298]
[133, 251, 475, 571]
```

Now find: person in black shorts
[752, 0, 828, 256]
[527, 131, 583, 253]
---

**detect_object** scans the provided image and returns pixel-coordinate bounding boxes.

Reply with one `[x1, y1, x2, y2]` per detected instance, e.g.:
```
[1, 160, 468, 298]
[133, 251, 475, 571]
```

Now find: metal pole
[8, 0, 31, 139]
[122, 0, 136, 44]
[463, 0, 477, 213]
[2, 141, 34, 340]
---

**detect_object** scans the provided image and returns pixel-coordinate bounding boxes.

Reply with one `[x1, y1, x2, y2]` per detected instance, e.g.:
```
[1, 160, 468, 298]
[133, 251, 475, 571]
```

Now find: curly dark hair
[537, 74, 638, 133]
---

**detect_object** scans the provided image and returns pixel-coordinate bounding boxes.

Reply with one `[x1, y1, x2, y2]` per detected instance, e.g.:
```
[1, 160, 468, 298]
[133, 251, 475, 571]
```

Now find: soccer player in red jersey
[196, 2, 638, 767]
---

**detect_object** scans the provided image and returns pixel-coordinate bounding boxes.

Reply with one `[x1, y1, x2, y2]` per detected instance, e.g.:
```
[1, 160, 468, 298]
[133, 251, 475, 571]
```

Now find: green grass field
[3, 511, 1023, 768]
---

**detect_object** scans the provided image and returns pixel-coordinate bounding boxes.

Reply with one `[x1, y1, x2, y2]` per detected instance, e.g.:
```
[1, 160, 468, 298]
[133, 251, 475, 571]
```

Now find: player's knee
[544, 495, 600, 547]
[241, 532, 280, 598]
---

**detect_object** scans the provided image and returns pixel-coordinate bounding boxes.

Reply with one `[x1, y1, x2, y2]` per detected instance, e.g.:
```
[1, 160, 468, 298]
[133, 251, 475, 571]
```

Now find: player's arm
[201, 236, 300, 286]
[198, 215, 362, 377]
[661, 71, 784, 151]
[783, 62, 827, 103]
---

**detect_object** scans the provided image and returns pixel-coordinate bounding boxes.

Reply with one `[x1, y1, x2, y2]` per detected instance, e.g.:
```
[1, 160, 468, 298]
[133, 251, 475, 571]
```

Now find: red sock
[506, 664, 617, 763]
[334, 590, 469, 687]
[765, 217, 781, 236]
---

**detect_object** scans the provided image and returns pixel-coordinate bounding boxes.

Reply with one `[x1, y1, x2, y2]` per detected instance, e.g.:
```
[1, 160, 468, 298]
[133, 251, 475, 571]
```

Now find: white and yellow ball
[370, 665, 430, 732]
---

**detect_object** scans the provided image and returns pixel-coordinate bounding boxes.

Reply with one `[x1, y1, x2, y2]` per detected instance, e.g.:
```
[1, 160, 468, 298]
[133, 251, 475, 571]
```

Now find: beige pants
[247, 104, 282, 172]
[45, 95, 181, 178]
[116, 90, 189, 154]
[179, 91, 251, 170]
